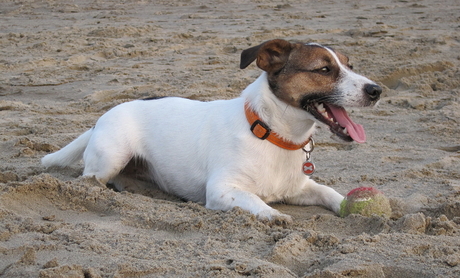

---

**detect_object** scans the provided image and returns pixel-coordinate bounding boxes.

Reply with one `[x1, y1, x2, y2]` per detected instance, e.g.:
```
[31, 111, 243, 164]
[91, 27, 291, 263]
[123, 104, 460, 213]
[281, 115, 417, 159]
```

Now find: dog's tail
[41, 128, 93, 168]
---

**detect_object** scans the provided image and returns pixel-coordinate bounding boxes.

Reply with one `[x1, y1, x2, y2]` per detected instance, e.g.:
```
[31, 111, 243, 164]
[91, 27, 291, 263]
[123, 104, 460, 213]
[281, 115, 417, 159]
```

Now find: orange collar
[244, 102, 310, 150]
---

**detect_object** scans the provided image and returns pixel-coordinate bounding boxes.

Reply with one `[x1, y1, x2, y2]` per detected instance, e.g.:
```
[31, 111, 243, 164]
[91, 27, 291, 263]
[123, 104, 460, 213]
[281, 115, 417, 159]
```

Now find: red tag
[302, 161, 315, 176]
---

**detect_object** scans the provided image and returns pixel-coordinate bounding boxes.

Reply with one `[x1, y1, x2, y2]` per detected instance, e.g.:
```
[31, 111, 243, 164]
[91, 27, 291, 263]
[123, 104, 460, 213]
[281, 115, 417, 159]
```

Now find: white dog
[42, 39, 381, 222]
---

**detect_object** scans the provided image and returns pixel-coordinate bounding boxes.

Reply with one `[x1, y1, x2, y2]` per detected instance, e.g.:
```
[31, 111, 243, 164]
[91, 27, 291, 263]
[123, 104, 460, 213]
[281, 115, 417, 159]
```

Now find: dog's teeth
[322, 112, 329, 118]
[343, 127, 349, 135]
[316, 103, 326, 113]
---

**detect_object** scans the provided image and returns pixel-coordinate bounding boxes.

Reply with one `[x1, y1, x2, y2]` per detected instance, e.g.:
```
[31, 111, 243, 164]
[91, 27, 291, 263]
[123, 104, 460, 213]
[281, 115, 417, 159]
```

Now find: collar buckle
[250, 119, 271, 140]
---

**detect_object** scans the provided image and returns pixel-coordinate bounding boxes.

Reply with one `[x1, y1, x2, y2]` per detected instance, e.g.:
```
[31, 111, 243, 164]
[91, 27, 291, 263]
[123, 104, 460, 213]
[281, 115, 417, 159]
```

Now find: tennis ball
[339, 187, 392, 218]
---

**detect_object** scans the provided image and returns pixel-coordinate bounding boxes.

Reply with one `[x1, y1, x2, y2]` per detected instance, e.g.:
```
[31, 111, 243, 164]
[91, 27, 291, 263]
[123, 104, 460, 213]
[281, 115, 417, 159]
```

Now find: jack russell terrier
[42, 39, 382, 223]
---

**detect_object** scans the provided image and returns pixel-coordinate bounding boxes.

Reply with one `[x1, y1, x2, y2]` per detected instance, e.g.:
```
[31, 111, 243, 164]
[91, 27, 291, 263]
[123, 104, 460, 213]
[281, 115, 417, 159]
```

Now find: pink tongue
[327, 105, 366, 143]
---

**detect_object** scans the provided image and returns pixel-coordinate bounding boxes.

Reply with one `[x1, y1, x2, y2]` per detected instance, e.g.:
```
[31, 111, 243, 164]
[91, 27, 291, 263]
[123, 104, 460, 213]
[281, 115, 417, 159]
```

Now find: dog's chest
[242, 147, 308, 202]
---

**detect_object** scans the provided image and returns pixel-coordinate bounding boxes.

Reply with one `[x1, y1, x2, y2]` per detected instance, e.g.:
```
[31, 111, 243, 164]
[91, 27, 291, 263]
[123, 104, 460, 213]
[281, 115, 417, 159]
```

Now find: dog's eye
[348, 64, 354, 70]
[316, 67, 330, 74]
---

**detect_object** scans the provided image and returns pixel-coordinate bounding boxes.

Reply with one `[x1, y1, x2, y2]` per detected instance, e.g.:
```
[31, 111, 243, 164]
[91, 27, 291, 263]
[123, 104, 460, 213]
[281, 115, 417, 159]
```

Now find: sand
[1, 0, 459, 277]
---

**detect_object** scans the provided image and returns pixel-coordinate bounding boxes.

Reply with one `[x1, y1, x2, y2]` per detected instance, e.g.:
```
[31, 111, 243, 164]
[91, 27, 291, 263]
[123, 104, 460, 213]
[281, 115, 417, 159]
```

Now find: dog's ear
[240, 39, 292, 72]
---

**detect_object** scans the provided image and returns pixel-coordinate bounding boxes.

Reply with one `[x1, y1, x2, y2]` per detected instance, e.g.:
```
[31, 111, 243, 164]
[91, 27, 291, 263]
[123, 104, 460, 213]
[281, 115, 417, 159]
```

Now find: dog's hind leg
[81, 132, 133, 185]
[284, 180, 344, 215]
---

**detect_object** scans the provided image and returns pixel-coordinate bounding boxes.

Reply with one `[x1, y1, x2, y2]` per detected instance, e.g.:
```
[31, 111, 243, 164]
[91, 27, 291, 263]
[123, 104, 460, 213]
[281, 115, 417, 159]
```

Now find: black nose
[364, 84, 382, 100]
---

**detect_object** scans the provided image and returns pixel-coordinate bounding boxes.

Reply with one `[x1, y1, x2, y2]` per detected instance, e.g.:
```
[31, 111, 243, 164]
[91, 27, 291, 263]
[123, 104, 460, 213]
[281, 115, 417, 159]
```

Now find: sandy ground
[1, 0, 460, 277]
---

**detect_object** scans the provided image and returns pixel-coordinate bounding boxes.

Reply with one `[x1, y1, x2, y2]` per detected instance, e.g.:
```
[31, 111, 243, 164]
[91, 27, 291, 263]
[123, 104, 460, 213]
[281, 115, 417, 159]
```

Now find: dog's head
[240, 39, 382, 143]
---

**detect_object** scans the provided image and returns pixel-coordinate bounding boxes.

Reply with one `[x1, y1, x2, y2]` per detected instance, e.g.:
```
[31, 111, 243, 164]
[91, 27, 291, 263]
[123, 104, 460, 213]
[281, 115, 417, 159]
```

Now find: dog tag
[302, 138, 315, 176]
[302, 161, 315, 176]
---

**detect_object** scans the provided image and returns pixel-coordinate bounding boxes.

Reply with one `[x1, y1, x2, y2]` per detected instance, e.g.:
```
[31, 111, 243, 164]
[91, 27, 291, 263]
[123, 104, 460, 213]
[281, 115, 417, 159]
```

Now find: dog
[42, 39, 382, 222]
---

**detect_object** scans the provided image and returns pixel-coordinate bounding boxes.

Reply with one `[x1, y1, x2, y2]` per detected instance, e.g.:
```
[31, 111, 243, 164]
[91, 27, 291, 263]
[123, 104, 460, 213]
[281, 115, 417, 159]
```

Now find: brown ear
[240, 39, 292, 72]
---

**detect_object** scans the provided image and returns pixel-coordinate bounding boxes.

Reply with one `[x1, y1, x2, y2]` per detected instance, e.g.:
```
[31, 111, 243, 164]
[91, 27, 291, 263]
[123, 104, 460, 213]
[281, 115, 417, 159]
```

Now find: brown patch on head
[266, 43, 346, 108]
[240, 40, 352, 108]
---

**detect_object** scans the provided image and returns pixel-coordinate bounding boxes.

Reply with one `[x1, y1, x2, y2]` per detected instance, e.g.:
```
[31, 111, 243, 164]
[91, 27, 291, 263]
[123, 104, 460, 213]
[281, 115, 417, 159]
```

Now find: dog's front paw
[257, 209, 293, 225]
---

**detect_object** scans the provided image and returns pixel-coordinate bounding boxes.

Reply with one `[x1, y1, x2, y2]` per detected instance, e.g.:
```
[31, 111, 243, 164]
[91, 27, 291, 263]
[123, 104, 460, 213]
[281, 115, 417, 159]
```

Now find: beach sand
[1, 0, 459, 277]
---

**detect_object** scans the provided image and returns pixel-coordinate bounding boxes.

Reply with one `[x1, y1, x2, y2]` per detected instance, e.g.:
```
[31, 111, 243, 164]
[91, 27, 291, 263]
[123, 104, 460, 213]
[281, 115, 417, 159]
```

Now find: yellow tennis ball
[339, 187, 391, 218]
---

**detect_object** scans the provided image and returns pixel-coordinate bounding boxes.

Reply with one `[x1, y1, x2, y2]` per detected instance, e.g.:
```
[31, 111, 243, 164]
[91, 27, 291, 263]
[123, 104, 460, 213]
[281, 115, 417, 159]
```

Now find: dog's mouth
[305, 102, 366, 143]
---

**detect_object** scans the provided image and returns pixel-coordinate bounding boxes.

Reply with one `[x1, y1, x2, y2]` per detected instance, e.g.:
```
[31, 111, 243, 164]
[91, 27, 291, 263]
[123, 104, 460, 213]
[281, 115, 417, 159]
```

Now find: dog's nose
[364, 84, 382, 100]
